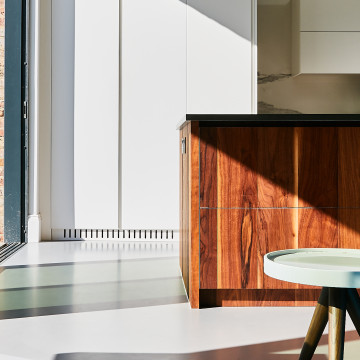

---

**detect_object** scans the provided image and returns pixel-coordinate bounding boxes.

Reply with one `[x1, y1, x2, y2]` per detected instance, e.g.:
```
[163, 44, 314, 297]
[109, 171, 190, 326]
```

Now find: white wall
[187, 0, 254, 114]
[121, 0, 186, 229]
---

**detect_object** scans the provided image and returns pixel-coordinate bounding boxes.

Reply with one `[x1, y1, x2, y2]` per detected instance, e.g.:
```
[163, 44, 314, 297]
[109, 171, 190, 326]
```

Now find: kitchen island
[179, 115, 360, 308]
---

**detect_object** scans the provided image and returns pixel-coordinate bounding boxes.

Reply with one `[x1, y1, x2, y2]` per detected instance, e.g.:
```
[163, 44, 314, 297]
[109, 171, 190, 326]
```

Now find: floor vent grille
[52, 229, 179, 241]
[0, 243, 25, 263]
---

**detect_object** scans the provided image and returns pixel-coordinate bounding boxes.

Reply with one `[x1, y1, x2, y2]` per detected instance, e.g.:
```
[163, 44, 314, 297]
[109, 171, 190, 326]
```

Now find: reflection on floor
[0, 241, 359, 360]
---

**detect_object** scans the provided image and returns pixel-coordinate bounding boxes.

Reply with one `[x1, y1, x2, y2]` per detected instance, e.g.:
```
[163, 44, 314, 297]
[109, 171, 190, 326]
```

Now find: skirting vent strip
[52, 229, 179, 241]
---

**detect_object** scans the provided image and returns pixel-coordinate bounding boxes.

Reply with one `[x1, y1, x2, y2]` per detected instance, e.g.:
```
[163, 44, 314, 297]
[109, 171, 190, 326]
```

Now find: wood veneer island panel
[179, 120, 360, 308]
[180, 121, 200, 308]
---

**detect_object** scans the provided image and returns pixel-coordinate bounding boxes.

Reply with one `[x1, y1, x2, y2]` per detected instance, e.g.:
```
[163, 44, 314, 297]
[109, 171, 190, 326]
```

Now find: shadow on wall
[179, 0, 252, 40]
[53, 331, 360, 359]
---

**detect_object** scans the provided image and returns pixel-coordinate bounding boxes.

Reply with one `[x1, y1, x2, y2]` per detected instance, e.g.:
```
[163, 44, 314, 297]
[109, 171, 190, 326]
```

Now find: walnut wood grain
[180, 125, 189, 295]
[200, 127, 217, 208]
[338, 127, 360, 207]
[298, 127, 338, 208]
[189, 121, 200, 308]
[200, 209, 217, 289]
[218, 209, 257, 289]
[339, 209, 360, 249]
[217, 128, 258, 208]
[257, 209, 297, 289]
[298, 208, 338, 249]
[298, 208, 338, 290]
[257, 127, 296, 208]
[179, 128, 183, 292]
[182, 124, 360, 308]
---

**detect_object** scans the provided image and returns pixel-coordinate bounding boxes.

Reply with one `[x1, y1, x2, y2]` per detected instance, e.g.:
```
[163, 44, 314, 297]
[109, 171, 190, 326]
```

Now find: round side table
[264, 248, 360, 360]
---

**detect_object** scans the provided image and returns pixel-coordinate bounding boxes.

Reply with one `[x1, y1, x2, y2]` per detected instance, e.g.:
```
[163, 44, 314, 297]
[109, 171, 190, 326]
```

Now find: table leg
[328, 288, 346, 360]
[299, 287, 329, 360]
[346, 288, 360, 336]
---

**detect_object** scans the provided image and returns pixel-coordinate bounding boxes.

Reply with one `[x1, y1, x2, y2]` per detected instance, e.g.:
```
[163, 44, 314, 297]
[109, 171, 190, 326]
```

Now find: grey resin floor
[0, 241, 359, 360]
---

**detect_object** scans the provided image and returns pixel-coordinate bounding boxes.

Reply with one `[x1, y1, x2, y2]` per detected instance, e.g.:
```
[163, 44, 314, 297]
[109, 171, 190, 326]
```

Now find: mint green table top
[264, 248, 360, 288]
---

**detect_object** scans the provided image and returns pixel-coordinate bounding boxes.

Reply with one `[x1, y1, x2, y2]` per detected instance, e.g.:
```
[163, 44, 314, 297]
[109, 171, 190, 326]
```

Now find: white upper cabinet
[293, 0, 360, 74]
[74, 0, 120, 229]
[187, 0, 255, 114]
[299, 0, 360, 31]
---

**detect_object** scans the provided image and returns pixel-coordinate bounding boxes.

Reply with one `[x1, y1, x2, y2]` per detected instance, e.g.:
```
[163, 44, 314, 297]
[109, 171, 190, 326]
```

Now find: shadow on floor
[54, 331, 360, 360]
[0, 294, 188, 320]
[0, 258, 187, 319]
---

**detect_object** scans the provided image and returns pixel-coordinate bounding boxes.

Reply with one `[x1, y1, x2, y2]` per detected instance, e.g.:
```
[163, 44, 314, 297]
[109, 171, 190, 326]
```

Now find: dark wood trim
[199, 289, 322, 307]
[295, 289, 322, 306]
[199, 289, 296, 307]
[199, 288, 322, 307]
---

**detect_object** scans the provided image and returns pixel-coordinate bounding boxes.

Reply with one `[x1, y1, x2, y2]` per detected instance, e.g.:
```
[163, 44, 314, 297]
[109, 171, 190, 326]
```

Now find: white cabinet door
[299, 32, 360, 74]
[52, 0, 120, 231]
[298, 0, 360, 31]
[121, 0, 186, 230]
[293, 0, 360, 74]
[73, 0, 120, 229]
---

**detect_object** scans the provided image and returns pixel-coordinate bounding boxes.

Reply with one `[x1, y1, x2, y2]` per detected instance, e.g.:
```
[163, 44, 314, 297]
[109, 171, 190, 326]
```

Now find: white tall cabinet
[45, 0, 257, 240]
[51, 0, 120, 236]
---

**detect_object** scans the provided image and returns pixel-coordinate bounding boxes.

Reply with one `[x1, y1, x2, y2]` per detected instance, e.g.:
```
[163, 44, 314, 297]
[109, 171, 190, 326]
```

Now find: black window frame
[4, 0, 28, 243]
